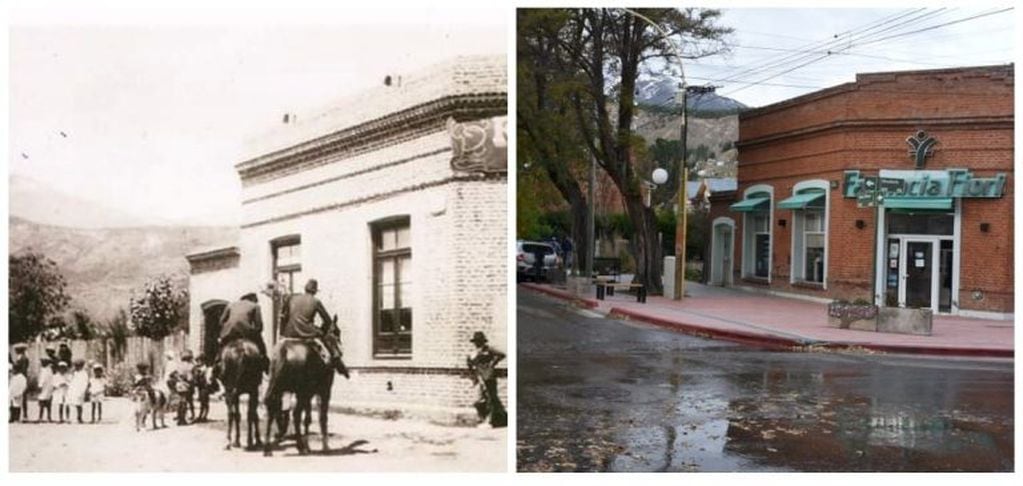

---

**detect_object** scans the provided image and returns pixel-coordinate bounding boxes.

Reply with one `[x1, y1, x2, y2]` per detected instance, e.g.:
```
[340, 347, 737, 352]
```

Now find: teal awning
[730, 197, 769, 212]
[778, 191, 825, 209]
[884, 197, 953, 210]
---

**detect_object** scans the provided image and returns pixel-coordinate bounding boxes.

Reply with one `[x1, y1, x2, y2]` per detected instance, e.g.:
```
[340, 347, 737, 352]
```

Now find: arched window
[731, 185, 773, 280]
[780, 180, 829, 286]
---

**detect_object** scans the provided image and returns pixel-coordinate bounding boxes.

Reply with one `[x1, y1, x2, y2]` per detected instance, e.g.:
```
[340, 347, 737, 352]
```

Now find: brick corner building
[707, 64, 1013, 319]
[186, 54, 508, 423]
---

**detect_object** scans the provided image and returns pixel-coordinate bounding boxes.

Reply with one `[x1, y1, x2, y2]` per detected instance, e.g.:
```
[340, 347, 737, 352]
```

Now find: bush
[106, 361, 137, 397]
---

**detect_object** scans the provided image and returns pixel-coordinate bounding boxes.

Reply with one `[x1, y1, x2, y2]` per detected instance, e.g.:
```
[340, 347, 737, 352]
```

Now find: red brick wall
[731, 65, 1013, 313]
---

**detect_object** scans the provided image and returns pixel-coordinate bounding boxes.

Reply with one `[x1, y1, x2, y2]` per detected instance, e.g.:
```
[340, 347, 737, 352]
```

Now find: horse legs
[263, 393, 279, 457]
[295, 394, 312, 455]
[318, 393, 330, 452]
[247, 391, 261, 448]
[224, 392, 234, 449]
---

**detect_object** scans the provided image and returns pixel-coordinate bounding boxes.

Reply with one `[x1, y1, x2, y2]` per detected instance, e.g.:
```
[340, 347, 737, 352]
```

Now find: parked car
[516, 240, 560, 282]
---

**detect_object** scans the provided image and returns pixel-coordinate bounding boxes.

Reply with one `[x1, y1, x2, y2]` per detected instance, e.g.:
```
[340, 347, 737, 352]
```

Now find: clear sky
[8, 6, 507, 227]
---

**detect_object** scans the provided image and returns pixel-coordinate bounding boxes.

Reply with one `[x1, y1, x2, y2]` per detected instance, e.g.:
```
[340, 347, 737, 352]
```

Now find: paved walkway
[520, 282, 1013, 358]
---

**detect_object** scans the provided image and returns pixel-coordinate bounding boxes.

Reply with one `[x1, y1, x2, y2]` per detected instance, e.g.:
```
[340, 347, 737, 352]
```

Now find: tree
[517, 9, 594, 272]
[9, 252, 71, 343]
[525, 8, 730, 292]
[105, 308, 132, 362]
[61, 308, 98, 340]
[129, 275, 188, 341]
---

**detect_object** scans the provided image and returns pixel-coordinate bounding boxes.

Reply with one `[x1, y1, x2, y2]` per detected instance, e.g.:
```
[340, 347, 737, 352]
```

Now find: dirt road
[10, 397, 506, 472]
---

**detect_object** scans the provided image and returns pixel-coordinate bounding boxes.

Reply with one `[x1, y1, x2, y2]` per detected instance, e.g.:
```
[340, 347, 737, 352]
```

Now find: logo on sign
[906, 130, 937, 169]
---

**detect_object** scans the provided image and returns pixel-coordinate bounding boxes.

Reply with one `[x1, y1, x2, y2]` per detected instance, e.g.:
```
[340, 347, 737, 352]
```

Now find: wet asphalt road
[516, 290, 1014, 472]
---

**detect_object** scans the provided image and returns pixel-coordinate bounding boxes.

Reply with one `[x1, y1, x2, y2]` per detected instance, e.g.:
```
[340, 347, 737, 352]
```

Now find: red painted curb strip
[519, 283, 599, 309]
[609, 306, 1014, 359]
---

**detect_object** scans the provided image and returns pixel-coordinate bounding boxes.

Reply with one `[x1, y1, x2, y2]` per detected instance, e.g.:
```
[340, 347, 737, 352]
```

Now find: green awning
[778, 192, 825, 209]
[730, 197, 769, 212]
[883, 197, 953, 210]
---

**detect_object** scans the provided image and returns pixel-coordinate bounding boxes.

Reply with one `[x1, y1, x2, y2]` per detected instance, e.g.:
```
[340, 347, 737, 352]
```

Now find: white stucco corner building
[185, 55, 508, 423]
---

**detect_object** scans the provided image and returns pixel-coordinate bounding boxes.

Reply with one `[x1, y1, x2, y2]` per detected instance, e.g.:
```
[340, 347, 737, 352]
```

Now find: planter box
[877, 307, 933, 336]
[827, 302, 878, 331]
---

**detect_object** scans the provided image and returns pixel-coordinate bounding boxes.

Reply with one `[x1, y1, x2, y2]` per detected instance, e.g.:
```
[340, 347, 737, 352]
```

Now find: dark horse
[262, 317, 338, 456]
[219, 338, 263, 450]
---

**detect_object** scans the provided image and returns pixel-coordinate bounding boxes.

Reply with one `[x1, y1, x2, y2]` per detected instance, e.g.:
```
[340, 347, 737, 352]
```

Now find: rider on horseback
[280, 279, 349, 378]
[218, 293, 269, 373]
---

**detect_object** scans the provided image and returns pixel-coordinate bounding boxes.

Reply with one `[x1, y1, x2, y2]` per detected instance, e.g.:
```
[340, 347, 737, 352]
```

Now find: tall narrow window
[751, 212, 770, 278]
[272, 237, 302, 341]
[802, 209, 825, 283]
[372, 217, 412, 357]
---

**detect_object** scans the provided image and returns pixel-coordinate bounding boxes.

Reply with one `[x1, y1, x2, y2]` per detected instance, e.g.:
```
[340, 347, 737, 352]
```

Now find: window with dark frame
[271, 237, 302, 343]
[372, 217, 412, 357]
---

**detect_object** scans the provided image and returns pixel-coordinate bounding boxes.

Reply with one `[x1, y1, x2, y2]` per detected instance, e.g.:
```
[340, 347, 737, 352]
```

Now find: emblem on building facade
[448, 116, 508, 173]
[906, 130, 937, 169]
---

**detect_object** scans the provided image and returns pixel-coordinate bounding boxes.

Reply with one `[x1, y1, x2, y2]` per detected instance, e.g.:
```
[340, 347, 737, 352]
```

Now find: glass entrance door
[902, 240, 933, 309]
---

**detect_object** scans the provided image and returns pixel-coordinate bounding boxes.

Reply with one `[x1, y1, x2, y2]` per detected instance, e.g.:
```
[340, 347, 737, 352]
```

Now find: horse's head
[328, 314, 341, 340]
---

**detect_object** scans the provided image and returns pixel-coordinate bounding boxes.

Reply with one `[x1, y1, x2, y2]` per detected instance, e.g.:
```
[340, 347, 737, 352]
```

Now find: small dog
[131, 386, 168, 432]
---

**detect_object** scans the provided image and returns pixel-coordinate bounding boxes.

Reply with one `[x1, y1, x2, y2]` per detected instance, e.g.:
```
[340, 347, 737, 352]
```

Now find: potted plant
[827, 298, 878, 331]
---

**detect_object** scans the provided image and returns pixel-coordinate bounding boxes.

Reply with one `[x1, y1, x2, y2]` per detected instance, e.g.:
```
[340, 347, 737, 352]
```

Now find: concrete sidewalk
[520, 281, 1013, 358]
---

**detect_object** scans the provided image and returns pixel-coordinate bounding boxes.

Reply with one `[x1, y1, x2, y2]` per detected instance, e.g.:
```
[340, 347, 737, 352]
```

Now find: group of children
[9, 357, 107, 424]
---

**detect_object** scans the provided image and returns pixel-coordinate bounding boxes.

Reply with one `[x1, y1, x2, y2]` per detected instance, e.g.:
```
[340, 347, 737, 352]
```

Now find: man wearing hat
[466, 331, 506, 428]
[217, 292, 269, 372]
[280, 278, 349, 377]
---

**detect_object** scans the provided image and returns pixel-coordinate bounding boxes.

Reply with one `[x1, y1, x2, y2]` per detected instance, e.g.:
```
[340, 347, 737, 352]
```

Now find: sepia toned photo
[516, 7, 1013, 472]
[8, 6, 508, 472]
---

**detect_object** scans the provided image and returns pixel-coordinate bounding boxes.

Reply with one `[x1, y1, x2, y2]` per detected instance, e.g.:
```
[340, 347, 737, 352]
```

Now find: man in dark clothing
[466, 331, 506, 428]
[281, 279, 349, 378]
[218, 293, 268, 371]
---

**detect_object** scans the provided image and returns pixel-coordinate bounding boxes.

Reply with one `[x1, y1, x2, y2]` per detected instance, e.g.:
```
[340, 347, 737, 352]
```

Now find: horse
[263, 317, 340, 456]
[219, 338, 264, 450]
[131, 385, 167, 432]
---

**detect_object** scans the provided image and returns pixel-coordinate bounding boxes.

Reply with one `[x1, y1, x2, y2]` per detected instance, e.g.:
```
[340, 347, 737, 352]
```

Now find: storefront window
[372, 217, 412, 358]
[886, 211, 953, 235]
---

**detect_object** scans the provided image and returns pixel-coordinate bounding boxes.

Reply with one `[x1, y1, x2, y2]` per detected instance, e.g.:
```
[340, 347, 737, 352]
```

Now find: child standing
[52, 362, 70, 423]
[89, 364, 107, 423]
[67, 359, 91, 424]
[9, 363, 27, 423]
[36, 358, 55, 423]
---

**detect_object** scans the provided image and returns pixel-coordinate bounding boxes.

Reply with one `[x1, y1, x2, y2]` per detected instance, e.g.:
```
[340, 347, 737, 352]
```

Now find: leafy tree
[518, 9, 594, 273]
[129, 275, 188, 341]
[9, 252, 71, 343]
[66, 308, 97, 340]
[519, 8, 731, 292]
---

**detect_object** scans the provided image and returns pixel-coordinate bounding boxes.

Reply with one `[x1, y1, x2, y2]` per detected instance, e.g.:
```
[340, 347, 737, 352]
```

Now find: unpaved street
[10, 397, 505, 472]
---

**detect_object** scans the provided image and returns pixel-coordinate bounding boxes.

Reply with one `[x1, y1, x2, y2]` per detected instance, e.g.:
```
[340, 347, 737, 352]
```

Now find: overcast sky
[696, 7, 1014, 107]
[8, 7, 507, 227]
[7, 6, 1015, 227]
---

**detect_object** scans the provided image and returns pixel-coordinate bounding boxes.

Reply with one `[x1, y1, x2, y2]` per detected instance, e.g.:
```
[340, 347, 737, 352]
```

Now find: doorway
[710, 218, 734, 286]
[201, 300, 228, 360]
[885, 237, 953, 313]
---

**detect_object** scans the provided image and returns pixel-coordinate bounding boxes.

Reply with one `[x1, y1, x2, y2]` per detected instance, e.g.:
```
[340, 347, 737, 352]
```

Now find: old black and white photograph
[7, 4, 508, 472]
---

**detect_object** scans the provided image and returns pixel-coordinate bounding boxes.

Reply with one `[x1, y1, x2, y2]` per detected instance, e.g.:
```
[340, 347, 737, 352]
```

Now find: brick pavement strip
[9, 397, 506, 472]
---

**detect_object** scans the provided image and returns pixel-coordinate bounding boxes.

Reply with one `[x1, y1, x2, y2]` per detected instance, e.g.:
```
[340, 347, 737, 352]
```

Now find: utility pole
[675, 85, 717, 300]
[586, 144, 596, 281]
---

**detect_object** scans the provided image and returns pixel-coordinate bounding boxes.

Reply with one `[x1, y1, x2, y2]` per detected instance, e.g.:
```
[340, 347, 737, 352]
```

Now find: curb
[608, 306, 1014, 359]
[519, 283, 599, 309]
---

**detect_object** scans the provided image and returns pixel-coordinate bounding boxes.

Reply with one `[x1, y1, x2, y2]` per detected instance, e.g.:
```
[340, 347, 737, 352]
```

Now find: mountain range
[8, 176, 237, 324]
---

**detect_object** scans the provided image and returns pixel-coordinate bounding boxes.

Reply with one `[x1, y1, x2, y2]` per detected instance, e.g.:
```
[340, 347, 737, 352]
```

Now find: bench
[592, 257, 622, 282]
[595, 281, 647, 303]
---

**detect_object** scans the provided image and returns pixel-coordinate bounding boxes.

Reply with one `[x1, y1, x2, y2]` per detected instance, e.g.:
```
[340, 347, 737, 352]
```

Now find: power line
[720, 8, 1014, 96]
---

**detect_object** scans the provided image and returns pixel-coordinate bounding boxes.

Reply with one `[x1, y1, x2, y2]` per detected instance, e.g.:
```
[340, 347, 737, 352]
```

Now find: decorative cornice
[236, 93, 506, 186]
[737, 116, 1014, 149]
